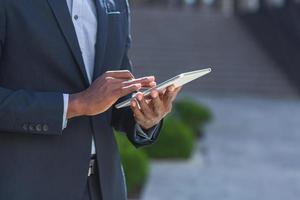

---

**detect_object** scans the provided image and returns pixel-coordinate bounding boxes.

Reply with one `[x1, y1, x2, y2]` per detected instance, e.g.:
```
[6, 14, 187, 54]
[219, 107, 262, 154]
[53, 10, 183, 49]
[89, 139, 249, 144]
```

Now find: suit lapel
[93, 0, 108, 81]
[47, 0, 90, 86]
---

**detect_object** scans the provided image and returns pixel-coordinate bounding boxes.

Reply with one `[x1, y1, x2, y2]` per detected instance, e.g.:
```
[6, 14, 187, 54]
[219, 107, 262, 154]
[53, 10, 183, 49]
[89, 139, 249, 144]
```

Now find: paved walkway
[142, 96, 300, 200]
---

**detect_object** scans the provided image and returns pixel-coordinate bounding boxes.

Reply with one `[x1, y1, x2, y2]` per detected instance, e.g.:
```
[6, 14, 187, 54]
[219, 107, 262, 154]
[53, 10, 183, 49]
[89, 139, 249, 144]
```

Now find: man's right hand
[67, 70, 156, 119]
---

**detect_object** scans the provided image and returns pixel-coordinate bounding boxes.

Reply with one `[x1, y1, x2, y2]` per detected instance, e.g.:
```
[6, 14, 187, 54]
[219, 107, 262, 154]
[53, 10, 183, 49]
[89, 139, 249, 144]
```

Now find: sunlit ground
[142, 96, 300, 200]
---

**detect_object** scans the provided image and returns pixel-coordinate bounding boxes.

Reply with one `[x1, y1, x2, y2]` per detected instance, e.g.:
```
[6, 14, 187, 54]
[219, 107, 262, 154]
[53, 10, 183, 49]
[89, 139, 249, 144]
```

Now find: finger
[172, 87, 182, 101]
[163, 85, 179, 106]
[174, 86, 182, 94]
[104, 77, 128, 91]
[170, 87, 182, 101]
[119, 83, 142, 97]
[123, 76, 156, 88]
[144, 94, 154, 100]
[159, 92, 164, 100]
[131, 100, 145, 121]
[136, 92, 153, 119]
[150, 89, 164, 117]
[105, 70, 134, 79]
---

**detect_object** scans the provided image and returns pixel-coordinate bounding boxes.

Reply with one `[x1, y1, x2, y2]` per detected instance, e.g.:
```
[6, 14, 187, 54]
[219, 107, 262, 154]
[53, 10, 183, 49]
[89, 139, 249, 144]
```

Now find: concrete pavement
[142, 96, 300, 200]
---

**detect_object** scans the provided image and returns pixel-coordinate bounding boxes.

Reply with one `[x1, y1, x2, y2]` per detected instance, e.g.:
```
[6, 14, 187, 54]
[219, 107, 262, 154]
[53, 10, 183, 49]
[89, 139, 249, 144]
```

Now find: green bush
[115, 133, 150, 195]
[174, 98, 212, 137]
[143, 116, 194, 159]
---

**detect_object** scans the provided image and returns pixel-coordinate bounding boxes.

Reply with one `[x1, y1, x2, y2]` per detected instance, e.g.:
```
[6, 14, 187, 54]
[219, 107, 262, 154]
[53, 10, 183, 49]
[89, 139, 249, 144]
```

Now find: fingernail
[136, 84, 142, 89]
[147, 76, 155, 82]
[151, 91, 158, 98]
[131, 101, 136, 107]
[169, 86, 175, 92]
[137, 94, 143, 101]
[150, 82, 156, 87]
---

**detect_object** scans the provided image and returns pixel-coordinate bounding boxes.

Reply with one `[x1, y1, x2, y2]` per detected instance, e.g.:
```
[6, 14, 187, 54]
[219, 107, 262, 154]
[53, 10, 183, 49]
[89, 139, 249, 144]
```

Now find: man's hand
[67, 70, 156, 119]
[131, 85, 181, 130]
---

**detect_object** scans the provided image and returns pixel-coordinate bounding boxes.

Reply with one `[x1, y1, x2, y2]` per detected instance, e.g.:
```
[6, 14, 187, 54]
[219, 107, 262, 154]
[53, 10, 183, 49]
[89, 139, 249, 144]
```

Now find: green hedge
[115, 133, 150, 195]
[143, 116, 194, 159]
[174, 98, 212, 137]
[114, 98, 212, 194]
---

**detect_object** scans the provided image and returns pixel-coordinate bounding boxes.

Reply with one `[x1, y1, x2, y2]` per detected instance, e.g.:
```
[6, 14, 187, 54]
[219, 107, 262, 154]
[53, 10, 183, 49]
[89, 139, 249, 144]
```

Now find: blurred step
[129, 7, 299, 99]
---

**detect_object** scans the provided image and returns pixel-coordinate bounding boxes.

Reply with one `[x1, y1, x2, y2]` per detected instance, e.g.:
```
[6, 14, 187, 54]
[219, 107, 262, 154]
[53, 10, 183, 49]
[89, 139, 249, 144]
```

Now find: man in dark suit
[0, 0, 180, 199]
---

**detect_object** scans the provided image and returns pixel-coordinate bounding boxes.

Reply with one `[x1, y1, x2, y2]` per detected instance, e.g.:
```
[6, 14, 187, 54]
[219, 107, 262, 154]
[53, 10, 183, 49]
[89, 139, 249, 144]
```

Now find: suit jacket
[0, 0, 161, 199]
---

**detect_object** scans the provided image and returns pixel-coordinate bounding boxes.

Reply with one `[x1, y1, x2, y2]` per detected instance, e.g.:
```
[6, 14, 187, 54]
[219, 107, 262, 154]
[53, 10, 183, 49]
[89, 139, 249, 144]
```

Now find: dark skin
[131, 86, 181, 129]
[67, 70, 181, 130]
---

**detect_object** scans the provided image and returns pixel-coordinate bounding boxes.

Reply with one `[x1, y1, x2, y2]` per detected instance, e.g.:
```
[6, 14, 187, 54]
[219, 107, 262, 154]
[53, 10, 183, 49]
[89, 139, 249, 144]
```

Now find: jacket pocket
[105, 0, 123, 14]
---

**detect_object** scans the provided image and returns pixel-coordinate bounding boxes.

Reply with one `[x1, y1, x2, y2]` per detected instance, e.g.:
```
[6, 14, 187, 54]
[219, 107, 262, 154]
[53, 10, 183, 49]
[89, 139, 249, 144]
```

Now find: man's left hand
[131, 85, 181, 130]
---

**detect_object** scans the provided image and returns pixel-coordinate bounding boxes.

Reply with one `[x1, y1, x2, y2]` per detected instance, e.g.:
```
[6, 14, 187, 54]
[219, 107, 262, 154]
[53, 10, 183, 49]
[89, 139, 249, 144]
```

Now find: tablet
[115, 67, 212, 109]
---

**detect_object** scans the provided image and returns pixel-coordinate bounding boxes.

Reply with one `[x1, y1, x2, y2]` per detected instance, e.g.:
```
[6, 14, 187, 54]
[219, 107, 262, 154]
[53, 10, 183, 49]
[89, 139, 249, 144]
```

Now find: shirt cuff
[135, 123, 159, 141]
[62, 94, 69, 130]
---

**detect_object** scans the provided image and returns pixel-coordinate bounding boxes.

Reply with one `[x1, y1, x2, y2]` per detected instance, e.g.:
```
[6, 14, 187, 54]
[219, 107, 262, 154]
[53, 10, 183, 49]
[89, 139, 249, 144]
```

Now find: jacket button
[22, 123, 28, 131]
[36, 124, 42, 132]
[43, 125, 49, 132]
[29, 124, 35, 132]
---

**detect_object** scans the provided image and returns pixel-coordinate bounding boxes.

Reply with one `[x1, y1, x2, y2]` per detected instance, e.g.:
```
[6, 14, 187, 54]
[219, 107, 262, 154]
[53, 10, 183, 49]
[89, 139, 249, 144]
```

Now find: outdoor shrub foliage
[115, 132, 150, 195]
[174, 98, 212, 137]
[113, 98, 211, 193]
[143, 116, 194, 159]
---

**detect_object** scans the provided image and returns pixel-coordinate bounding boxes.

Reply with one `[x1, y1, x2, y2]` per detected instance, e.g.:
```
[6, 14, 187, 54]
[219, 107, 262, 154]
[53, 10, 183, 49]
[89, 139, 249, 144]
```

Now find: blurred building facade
[130, 7, 300, 97]
[135, 0, 300, 15]
[239, 0, 300, 91]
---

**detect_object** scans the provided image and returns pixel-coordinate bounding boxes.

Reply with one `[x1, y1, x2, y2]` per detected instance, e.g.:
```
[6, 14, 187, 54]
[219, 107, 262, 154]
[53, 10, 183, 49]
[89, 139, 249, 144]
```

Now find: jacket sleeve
[0, 1, 64, 136]
[110, 0, 162, 148]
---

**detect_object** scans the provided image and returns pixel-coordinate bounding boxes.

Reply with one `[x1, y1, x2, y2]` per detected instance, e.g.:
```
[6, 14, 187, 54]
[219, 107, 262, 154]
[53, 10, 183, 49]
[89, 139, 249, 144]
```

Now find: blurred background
[115, 0, 300, 199]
